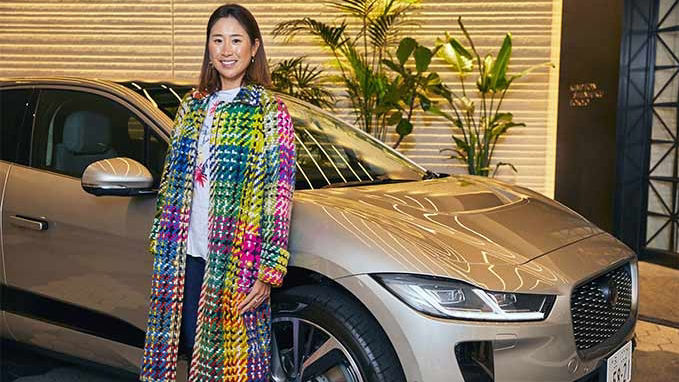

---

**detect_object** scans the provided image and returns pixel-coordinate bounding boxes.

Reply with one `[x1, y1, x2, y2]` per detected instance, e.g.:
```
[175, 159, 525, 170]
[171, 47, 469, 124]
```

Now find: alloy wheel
[270, 317, 364, 382]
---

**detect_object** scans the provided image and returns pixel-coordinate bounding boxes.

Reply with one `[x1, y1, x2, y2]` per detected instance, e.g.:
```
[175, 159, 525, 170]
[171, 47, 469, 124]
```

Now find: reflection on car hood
[294, 175, 601, 267]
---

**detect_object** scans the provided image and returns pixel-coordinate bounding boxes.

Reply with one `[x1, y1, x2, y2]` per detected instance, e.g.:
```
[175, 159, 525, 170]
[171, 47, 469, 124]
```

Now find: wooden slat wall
[0, 0, 562, 196]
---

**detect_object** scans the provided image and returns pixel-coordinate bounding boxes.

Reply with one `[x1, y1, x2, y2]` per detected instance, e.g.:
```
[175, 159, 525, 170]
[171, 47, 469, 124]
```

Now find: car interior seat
[54, 110, 117, 177]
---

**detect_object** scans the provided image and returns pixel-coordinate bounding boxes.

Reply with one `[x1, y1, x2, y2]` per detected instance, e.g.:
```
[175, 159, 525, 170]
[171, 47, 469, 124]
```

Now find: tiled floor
[638, 261, 679, 325]
[632, 320, 679, 382]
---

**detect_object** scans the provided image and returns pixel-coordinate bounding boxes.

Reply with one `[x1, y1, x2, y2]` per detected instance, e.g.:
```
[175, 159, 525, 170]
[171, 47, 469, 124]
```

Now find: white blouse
[187, 87, 241, 260]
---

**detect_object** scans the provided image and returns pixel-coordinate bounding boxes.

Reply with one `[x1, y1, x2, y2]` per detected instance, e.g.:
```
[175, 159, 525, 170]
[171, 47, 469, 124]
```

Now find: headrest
[63, 111, 112, 154]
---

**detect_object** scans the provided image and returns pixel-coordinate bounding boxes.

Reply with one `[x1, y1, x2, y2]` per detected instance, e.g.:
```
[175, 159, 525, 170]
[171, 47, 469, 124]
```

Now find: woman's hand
[238, 280, 271, 314]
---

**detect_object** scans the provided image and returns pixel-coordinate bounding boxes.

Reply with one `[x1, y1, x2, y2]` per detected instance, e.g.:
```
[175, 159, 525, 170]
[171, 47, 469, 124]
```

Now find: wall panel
[0, 0, 562, 195]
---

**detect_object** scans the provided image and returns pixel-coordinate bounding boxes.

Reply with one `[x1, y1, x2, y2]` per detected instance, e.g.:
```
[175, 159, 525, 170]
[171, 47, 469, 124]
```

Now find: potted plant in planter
[428, 17, 553, 177]
[272, 0, 422, 145]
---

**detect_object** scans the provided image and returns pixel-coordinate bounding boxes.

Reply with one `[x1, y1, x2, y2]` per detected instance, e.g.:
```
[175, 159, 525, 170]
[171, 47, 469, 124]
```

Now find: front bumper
[335, 236, 638, 382]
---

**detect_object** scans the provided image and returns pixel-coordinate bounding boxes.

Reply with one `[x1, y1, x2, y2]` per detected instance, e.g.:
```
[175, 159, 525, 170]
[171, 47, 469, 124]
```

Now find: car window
[142, 85, 187, 119]
[118, 81, 191, 119]
[31, 89, 163, 182]
[0, 88, 34, 165]
[288, 104, 425, 190]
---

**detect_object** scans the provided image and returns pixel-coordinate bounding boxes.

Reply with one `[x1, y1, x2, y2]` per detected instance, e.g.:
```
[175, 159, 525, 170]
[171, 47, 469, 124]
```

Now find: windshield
[119, 82, 426, 190]
[119, 81, 187, 119]
[286, 100, 425, 189]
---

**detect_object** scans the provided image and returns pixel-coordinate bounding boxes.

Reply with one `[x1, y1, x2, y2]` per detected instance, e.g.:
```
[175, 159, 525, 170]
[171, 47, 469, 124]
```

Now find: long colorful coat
[141, 84, 296, 381]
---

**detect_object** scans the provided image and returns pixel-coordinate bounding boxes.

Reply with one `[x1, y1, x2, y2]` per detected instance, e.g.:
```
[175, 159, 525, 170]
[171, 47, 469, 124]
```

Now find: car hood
[290, 176, 602, 272]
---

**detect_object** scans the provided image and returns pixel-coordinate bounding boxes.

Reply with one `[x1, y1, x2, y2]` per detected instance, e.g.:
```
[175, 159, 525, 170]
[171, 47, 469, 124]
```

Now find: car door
[1, 86, 167, 371]
[0, 86, 36, 340]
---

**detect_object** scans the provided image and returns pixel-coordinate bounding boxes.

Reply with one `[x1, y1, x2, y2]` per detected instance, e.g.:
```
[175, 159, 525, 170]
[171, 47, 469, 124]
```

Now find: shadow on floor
[638, 261, 679, 327]
[632, 349, 679, 382]
[0, 340, 134, 382]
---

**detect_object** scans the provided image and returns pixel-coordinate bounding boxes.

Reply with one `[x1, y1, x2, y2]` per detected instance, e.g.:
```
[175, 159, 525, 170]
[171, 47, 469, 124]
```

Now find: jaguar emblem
[596, 277, 619, 307]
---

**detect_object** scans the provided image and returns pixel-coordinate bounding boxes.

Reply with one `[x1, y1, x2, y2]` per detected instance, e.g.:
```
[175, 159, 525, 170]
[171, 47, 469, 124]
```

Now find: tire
[270, 284, 407, 382]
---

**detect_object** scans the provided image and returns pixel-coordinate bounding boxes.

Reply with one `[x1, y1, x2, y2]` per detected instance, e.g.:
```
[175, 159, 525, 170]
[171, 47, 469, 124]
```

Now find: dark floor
[0, 341, 135, 382]
[1, 342, 62, 382]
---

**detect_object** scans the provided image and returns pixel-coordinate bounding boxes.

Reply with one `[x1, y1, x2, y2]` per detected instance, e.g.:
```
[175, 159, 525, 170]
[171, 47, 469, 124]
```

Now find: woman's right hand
[238, 280, 271, 314]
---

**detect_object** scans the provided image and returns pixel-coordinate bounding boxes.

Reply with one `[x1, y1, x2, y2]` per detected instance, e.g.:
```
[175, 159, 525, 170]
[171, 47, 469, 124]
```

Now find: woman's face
[208, 16, 260, 90]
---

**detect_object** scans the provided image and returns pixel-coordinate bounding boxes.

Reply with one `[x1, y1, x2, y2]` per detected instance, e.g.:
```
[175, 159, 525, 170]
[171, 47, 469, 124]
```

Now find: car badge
[596, 277, 619, 308]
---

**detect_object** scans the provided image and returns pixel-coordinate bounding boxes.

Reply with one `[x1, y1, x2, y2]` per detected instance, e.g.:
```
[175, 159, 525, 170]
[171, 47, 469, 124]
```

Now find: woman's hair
[197, 4, 272, 94]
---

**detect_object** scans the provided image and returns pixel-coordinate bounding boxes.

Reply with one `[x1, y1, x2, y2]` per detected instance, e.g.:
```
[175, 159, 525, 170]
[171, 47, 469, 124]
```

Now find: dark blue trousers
[179, 254, 206, 357]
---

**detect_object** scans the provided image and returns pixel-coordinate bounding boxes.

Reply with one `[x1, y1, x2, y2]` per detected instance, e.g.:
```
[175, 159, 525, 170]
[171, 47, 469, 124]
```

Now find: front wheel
[270, 285, 406, 382]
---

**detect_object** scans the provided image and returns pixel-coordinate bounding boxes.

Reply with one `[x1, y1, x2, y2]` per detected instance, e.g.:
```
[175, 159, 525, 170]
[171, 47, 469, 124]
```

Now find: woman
[140, 4, 295, 381]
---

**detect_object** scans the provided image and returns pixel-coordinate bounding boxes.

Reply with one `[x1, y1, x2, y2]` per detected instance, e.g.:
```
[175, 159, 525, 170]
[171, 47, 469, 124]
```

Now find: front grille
[570, 263, 633, 351]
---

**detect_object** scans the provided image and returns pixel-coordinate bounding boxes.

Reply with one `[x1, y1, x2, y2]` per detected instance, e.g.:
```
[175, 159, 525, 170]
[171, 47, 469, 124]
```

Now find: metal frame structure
[615, 0, 679, 267]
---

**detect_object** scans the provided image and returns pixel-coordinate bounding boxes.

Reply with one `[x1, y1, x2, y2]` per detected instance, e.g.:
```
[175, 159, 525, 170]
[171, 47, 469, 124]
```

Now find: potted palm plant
[428, 17, 553, 176]
[272, 0, 421, 145]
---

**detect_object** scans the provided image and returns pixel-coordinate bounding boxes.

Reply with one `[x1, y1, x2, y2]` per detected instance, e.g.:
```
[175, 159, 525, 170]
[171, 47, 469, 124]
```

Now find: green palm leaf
[327, 0, 378, 18]
[271, 56, 336, 109]
[273, 18, 349, 50]
[367, 2, 418, 49]
[368, 13, 398, 49]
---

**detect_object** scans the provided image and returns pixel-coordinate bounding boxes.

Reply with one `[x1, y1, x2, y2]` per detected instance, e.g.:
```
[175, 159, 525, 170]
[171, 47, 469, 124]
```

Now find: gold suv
[0, 77, 637, 382]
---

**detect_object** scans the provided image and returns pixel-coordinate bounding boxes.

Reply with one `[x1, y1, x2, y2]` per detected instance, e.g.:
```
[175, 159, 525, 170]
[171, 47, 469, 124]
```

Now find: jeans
[179, 254, 206, 357]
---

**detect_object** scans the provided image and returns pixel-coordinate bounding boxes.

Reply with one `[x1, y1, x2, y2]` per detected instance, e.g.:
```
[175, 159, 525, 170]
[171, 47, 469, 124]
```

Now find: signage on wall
[569, 82, 605, 107]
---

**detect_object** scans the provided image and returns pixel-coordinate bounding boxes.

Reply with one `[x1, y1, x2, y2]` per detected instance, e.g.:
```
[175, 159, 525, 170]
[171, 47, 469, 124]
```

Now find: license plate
[606, 340, 633, 382]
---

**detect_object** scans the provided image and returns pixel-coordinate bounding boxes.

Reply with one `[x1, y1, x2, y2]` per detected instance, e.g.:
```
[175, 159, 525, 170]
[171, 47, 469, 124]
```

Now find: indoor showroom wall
[646, 0, 679, 251]
[0, 0, 562, 196]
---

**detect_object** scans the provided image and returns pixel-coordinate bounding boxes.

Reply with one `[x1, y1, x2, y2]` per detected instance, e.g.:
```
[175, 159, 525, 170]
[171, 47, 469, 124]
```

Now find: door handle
[10, 215, 49, 231]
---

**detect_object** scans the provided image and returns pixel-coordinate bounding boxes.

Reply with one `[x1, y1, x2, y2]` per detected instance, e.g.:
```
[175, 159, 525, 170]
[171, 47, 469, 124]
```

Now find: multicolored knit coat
[141, 84, 296, 381]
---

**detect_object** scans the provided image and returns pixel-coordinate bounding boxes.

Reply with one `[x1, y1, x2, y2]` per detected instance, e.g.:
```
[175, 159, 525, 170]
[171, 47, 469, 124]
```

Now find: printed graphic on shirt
[209, 100, 220, 115]
[194, 159, 207, 187]
[193, 99, 221, 189]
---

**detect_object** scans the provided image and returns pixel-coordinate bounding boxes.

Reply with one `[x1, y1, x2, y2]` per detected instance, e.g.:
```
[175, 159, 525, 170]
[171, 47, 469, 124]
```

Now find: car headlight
[372, 273, 555, 321]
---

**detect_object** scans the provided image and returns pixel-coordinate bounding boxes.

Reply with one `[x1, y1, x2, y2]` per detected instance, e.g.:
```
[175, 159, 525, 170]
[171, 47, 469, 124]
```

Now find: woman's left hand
[238, 280, 271, 314]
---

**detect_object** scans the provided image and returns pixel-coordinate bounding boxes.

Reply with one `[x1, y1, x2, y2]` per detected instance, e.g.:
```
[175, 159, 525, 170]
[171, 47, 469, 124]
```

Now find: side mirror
[82, 157, 155, 196]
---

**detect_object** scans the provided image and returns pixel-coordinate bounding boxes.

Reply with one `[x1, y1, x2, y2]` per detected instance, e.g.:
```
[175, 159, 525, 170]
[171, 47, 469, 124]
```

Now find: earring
[208, 61, 213, 67]
[251, 56, 255, 64]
